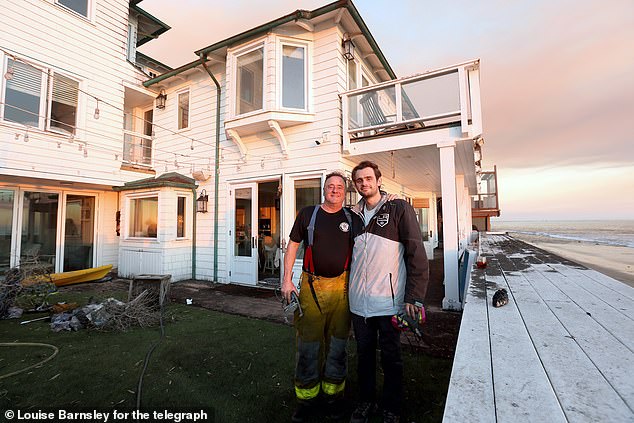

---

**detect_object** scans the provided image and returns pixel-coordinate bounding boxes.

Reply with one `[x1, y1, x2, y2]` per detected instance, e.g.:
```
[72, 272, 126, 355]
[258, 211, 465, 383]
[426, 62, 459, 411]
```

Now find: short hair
[352, 161, 381, 181]
[324, 171, 347, 189]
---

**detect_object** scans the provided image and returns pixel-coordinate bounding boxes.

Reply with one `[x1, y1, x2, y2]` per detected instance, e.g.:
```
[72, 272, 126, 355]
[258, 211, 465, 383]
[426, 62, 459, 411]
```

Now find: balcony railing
[341, 60, 481, 151]
[123, 130, 153, 166]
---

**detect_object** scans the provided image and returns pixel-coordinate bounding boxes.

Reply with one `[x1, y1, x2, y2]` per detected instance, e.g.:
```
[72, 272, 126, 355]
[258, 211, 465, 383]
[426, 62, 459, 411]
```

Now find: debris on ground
[1, 263, 57, 317]
[49, 291, 161, 332]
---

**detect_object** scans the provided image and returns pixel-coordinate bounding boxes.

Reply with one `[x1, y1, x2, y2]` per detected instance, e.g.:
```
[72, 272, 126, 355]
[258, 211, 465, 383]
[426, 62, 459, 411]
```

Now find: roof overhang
[130, 2, 171, 47]
[113, 172, 197, 192]
[144, 0, 395, 88]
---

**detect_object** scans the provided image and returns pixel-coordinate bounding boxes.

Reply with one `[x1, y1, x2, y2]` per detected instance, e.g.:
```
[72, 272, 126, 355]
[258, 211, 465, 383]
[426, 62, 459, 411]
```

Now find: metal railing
[341, 60, 481, 150]
[123, 130, 153, 166]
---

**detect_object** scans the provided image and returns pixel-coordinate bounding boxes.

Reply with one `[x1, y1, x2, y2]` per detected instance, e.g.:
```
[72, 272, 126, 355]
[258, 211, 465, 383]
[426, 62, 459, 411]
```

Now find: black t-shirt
[289, 206, 353, 277]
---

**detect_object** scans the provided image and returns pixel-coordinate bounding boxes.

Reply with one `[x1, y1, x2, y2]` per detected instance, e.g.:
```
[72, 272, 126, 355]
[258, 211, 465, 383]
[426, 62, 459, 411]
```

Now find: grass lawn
[0, 288, 452, 422]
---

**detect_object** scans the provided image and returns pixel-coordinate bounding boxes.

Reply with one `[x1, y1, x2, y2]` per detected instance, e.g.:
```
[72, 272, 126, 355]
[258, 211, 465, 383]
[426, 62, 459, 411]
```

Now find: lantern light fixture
[156, 89, 167, 109]
[342, 34, 355, 61]
[197, 189, 209, 213]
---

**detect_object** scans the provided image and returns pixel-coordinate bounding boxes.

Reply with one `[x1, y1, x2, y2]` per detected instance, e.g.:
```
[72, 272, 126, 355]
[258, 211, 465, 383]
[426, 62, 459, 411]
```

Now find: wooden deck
[443, 233, 634, 423]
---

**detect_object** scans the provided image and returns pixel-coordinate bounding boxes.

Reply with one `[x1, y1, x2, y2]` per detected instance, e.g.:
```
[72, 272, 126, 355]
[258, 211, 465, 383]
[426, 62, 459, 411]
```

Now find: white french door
[229, 182, 258, 285]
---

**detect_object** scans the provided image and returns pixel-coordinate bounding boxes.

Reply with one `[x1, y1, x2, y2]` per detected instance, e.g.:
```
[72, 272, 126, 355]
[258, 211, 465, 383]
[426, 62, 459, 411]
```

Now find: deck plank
[443, 234, 634, 423]
[485, 261, 566, 423]
[443, 267, 496, 423]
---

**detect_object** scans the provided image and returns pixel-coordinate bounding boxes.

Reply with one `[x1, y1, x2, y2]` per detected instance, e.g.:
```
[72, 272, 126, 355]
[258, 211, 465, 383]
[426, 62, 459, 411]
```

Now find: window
[129, 197, 158, 238]
[178, 91, 189, 130]
[281, 44, 306, 109]
[57, 0, 89, 18]
[2, 58, 79, 135]
[126, 23, 137, 62]
[3, 59, 44, 127]
[235, 47, 264, 115]
[177, 197, 186, 238]
[49, 73, 79, 135]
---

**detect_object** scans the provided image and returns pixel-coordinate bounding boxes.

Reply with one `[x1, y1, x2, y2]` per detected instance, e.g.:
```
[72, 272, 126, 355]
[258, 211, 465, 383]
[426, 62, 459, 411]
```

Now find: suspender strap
[303, 205, 321, 274]
[342, 208, 353, 270]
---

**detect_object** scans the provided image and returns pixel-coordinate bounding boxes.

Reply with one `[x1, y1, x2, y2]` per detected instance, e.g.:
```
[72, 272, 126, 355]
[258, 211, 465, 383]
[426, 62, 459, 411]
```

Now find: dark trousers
[351, 313, 403, 414]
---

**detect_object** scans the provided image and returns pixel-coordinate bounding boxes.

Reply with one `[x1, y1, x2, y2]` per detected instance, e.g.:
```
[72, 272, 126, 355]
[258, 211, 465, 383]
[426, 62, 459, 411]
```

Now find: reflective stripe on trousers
[294, 271, 350, 401]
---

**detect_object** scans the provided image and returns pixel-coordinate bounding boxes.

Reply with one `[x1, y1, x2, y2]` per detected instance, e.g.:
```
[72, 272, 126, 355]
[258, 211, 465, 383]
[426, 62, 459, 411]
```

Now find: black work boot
[349, 401, 377, 423]
[327, 397, 347, 420]
[292, 402, 311, 422]
[383, 409, 400, 423]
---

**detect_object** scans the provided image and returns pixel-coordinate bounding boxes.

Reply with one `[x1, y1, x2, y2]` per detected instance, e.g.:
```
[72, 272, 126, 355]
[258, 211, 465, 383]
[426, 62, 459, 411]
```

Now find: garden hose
[0, 342, 59, 380]
[135, 296, 166, 410]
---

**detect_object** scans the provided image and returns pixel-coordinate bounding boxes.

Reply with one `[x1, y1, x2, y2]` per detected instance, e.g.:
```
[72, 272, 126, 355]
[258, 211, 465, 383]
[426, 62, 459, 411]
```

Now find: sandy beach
[508, 233, 634, 287]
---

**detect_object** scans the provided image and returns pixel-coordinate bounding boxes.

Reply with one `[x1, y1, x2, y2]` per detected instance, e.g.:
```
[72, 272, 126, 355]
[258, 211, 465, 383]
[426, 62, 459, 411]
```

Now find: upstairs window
[177, 90, 189, 130]
[235, 47, 264, 115]
[281, 44, 306, 110]
[2, 58, 79, 135]
[57, 0, 89, 18]
[3, 59, 44, 127]
[50, 73, 79, 135]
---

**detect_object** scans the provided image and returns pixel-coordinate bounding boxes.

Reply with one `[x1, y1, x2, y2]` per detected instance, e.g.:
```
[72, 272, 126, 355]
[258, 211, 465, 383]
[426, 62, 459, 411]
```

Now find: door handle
[252, 236, 256, 249]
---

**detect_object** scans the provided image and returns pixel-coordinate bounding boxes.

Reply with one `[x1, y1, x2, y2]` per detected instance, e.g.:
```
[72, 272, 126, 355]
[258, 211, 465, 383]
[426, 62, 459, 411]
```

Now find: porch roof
[113, 172, 196, 191]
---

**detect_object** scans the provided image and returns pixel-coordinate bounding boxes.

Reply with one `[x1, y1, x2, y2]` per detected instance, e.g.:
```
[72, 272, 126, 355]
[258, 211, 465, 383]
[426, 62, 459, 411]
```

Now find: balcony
[472, 167, 500, 218]
[123, 130, 153, 167]
[341, 60, 482, 155]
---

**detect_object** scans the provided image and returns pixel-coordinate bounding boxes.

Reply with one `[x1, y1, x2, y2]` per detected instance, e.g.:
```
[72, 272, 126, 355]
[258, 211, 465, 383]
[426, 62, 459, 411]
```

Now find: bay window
[235, 47, 264, 115]
[129, 197, 158, 238]
[281, 44, 306, 109]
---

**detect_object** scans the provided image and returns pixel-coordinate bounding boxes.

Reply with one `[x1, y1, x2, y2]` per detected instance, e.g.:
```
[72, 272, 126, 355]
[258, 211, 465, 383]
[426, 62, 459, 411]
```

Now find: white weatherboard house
[1, 0, 485, 310]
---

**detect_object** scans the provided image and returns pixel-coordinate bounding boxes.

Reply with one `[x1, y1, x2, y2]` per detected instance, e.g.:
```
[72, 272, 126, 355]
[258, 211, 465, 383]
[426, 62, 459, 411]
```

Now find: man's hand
[386, 193, 400, 201]
[281, 278, 298, 304]
[404, 302, 421, 320]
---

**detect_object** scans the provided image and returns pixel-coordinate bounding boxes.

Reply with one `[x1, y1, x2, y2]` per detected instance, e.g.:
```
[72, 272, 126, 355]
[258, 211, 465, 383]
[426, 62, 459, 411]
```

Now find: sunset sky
[139, 0, 634, 221]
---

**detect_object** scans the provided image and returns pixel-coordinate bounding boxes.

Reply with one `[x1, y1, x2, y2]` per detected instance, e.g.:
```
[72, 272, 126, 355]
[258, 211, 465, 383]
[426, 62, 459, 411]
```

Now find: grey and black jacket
[349, 193, 429, 317]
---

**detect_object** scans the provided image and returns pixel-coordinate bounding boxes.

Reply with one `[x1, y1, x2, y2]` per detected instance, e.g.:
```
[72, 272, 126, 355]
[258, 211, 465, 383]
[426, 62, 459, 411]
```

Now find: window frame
[46, 70, 81, 136]
[1, 54, 81, 138]
[55, 0, 92, 20]
[126, 194, 159, 239]
[176, 89, 190, 131]
[230, 40, 266, 118]
[176, 195, 187, 239]
[278, 39, 309, 112]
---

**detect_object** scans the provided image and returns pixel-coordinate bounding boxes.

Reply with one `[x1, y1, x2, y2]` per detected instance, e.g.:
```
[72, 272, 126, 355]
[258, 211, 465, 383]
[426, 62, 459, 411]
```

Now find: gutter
[191, 187, 197, 280]
[199, 54, 222, 283]
[144, 0, 395, 88]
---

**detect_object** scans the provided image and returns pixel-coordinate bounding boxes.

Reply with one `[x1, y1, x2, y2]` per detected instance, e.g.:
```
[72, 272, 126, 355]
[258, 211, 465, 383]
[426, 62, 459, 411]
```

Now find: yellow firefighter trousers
[294, 271, 350, 402]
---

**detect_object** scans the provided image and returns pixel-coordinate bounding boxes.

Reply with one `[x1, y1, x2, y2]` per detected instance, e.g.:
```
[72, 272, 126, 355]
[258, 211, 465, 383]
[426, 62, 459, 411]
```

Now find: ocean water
[491, 220, 634, 249]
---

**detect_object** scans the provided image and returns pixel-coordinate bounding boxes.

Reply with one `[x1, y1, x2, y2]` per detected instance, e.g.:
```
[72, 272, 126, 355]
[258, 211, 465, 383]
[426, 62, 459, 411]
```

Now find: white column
[439, 142, 461, 310]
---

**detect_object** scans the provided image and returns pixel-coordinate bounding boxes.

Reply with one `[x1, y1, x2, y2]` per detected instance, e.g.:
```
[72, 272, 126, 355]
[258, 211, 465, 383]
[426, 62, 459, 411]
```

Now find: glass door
[282, 174, 323, 287]
[0, 190, 15, 278]
[230, 183, 258, 285]
[20, 191, 59, 271]
[63, 195, 95, 271]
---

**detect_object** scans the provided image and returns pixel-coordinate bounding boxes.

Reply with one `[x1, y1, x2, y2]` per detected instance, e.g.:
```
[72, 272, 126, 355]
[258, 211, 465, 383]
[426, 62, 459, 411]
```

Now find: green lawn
[0, 289, 452, 422]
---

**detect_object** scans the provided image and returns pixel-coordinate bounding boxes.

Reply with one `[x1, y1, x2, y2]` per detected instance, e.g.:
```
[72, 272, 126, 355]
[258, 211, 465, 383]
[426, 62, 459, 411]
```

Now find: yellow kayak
[22, 265, 113, 287]
[50, 265, 113, 287]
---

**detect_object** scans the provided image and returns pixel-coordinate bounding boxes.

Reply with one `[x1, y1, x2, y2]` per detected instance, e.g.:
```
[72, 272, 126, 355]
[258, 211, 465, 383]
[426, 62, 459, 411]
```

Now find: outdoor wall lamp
[196, 189, 209, 213]
[345, 178, 357, 207]
[155, 89, 167, 109]
[342, 34, 355, 61]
